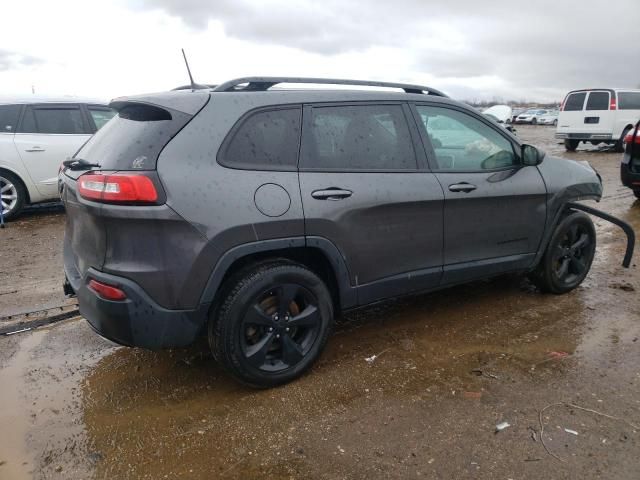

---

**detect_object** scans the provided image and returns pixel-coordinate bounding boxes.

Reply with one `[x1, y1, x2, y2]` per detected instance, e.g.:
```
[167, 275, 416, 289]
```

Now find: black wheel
[209, 261, 333, 387]
[0, 170, 26, 221]
[552, 119, 558, 127]
[532, 118, 538, 125]
[529, 212, 596, 294]
[564, 139, 579, 151]
[615, 126, 632, 153]
[634, 190, 640, 199]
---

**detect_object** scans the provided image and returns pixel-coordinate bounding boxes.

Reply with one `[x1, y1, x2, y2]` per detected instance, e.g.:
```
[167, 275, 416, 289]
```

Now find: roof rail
[211, 77, 448, 97]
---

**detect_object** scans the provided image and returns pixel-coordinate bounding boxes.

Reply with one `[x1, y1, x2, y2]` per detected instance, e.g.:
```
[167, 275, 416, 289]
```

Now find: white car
[0, 97, 114, 219]
[556, 88, 640, 152]
[537, 110, 559, 126]
[514, 109, 549, 124]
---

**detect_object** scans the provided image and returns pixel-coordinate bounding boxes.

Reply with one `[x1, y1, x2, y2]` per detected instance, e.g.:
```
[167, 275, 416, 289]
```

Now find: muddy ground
[0, 125, 638, 480]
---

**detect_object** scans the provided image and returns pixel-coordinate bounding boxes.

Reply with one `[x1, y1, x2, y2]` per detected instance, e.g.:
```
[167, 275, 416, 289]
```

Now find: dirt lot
[1, 125, 639, 480]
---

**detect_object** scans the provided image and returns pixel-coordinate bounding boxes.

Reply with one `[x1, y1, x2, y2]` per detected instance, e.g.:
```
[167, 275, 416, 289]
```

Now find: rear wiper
[63, 158, 101, 171]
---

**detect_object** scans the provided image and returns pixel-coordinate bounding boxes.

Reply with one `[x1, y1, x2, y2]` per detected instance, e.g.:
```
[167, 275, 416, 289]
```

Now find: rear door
[15, 104, 92, 198]
[412, 103, 547, 284]
[557, 91, 587, 135]
[299, 102, 444, 303]
[582, 90, 614, 135]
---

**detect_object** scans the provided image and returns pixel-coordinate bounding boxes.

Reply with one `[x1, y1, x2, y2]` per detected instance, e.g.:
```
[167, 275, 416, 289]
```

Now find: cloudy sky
[1, 0, 638, 102]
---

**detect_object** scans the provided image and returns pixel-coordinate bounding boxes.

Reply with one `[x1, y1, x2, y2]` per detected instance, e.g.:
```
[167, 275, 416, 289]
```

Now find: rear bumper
[555, 132, 613, 141]
[65, 261, 209, 349]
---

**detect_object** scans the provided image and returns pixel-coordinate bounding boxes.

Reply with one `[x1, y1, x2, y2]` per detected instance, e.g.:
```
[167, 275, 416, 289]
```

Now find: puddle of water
[0, 331, 45, 479]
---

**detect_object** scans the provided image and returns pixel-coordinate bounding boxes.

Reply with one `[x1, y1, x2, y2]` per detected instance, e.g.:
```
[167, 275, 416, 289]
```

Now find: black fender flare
[531, 202, 635, 269]
[198, 236, 357, 309]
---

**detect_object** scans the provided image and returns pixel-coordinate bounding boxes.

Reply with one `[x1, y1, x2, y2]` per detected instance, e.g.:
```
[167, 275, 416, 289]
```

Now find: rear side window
[564, 92, 586, 111]
[221, 108, 301, 170]
[301, 104, 417, 170]
[21, 106, 87, 134]
[87, 106, 116, 130]
[618, 92, 640, 110]
[74, 103, 192, 170]
[586, 91, 610, 111]
[0, 104, 21, 133]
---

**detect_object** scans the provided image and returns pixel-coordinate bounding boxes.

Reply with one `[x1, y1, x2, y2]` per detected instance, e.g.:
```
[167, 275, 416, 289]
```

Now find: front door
[413, 104, 547, 284]
[14, 104, 92, 199]
[299, 103, 444, 304]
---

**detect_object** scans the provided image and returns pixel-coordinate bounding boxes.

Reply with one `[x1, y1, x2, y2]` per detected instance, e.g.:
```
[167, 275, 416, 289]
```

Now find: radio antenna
[181, 49, 203, 90]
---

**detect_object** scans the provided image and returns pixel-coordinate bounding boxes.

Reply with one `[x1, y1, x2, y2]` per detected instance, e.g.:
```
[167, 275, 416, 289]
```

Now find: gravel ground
[0, 125, 638, 479]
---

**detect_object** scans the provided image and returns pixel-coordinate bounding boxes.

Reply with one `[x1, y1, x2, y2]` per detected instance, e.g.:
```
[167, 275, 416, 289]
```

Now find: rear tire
[615, 126, 632, 153]
[529, 212, 596, 294]
[564, 139, 579, 151]
[0, 171, 26, 221]
[552, 119, 558, 126]
[209, 261, 334, 388]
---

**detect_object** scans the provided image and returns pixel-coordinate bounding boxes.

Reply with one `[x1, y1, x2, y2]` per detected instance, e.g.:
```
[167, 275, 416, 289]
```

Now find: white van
[556, 89, 640, 152]
[0, 97, 114, 219]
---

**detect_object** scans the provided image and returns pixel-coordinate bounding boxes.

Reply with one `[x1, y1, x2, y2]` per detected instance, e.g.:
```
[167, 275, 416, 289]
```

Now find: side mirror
[521, 144, 544, 166]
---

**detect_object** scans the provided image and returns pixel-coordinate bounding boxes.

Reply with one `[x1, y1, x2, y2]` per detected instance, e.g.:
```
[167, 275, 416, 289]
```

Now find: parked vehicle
[483, 105, 517, 134]
[60, 77, 632, 388]
[511, 108, 526, 123]
[556, 88, 640, 152]
[537, 110, 559, 126]
[620, 121, 640, 198]
[515, 109, 549, 124]
[0, 97, 114, 219]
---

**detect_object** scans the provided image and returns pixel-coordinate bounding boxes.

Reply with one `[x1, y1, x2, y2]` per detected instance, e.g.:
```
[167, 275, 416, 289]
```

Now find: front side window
[0, 104, 21, 133]
[20, 106, 86, 134]
[564, 92, 587, 111]
[416, 105, 517, 171]
[221, 108, 301, 170]
[302, 104, 416, 170]
[88, 106, 116, 130]
[586, 91, 610, 111]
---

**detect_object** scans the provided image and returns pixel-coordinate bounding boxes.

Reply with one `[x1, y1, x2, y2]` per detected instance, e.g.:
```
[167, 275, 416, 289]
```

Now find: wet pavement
[1, 125, 639, 479]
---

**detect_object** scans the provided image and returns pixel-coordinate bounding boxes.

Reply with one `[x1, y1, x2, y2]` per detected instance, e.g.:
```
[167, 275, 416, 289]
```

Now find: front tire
[529, 212, 596, 294]
[532, 118, 537, 125]
[564, 139, 579, 151]
[0, 171, 26, 221]
[209, 261, 334, 388]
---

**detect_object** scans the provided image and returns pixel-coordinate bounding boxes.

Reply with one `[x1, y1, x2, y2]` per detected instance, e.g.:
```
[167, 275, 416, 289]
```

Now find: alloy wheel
[552, 223, 592, 285]
[0, 176, 18, 215]
[240, 283, 321, 372]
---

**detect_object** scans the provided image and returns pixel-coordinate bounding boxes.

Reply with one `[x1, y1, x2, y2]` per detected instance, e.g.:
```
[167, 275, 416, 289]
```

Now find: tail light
[560, 94, 568, 111]
[78, 173, 158, 203]
[625, 131, 640, 146]
[88, 279, 127, 301]
[610, 96, 617, 110]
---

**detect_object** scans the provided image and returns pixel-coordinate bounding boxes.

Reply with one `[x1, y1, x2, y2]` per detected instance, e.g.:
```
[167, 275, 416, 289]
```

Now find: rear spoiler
[110, 90, 209, 116]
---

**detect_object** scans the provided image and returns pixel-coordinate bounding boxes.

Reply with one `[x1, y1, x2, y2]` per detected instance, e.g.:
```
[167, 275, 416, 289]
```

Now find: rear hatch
[61, 91, 209, 289]
[558, 89, 615, 136]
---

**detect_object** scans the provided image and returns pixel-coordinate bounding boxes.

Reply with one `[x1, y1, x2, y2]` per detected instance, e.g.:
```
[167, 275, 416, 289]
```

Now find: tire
[564, 139, 579, 151]
[532, 118, 537, 125]
[529, 212, 596, 294]
[209, 260, 334, 387]
[615, 126, 632, 153]
[553, 119, 558, 127]
[0, 170, 26, 221]
[634, 190, 640, 199]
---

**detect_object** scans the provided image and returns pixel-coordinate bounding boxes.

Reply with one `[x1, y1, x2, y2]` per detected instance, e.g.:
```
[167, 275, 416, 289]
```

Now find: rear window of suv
[73, 103, 191, 170]
[564, 92, 586, 111]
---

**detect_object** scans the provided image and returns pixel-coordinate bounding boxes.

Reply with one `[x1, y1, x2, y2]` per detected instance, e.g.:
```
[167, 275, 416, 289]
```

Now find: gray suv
[60, 77, 632, 387]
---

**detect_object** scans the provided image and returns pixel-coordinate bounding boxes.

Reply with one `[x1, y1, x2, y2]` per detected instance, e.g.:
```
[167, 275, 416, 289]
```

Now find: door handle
[25, 147, 45, 152]
[311, 188, 353, 200]
[448, 182, 477, 193]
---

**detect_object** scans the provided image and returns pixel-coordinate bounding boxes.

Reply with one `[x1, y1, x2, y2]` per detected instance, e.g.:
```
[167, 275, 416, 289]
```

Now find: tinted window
[222, 108, 301, 170]
[75, 104, 191, 170]
[586, 91, 610, 111]
[88, 106, 116, 130]
[564, 92, 586, 111]
[417, 105, 517, 171]
[20, 106, 86, 134]
[618, 92, 640, 110]
[0, 104, 21, 133]
[302, 105, 416, 170]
